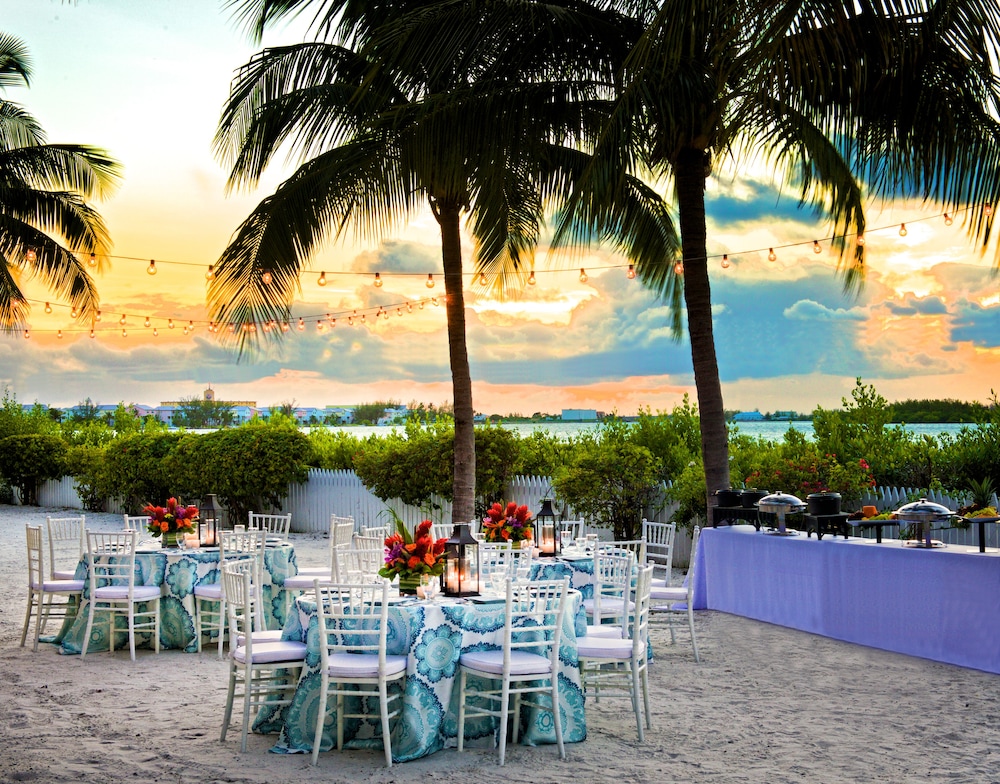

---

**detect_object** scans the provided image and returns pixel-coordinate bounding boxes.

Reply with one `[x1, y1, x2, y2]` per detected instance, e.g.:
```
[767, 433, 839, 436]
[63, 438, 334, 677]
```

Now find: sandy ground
[1, 504, 998, 784]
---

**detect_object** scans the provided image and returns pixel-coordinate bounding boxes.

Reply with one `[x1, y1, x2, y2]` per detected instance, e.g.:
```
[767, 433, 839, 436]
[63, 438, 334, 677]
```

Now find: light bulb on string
[813, 240, 822, 254]
[25, 249, 36, 263]
[360, 313, 367, 323]
[674, 261, 684, 275]
[227, 323, 235, 334]
[944, 213, 953, 226]
[899, 223, 907, 236]
[579, 268, 588, 283]
[188, 320, 194, 332]
[44, 302, 52, 314]
[281, 322, 290, 332]
[153, 327, 159, 336]
[397, 308, 403, 317]
[261, 270, 272, 285]
[406, 302, 412, 313]
[373, 272, 382, 287]
[121, 329, 127, 338]
[857, 234, 865, 246]
[205, 265, 215, 280]
[986, 203, 993, 217]
[318, 271, 327, 286]
[88, 252, 97, 267]
[119, 314, 126, 326]
[528, 269, 536, 285]
[419, 301, 425, 310]
[432, 297, 439, 306]
[23, 329, 29, 339]
[70, 307, 78, 318]
[478, 272, 487, 286]
[89, 330, 95, 339]
[627, 264, 636, 279]
[348, 313, 354, 326]
[147, 259, 157, 275]
[168, 319, 175, 329]
[767, 248, 777, 262]
[183, 326, 189, 335]
[209, 322, 217, 333]
[297, 317, 305, 331]
[316, 321, 324, 332]
[144, 317, 151, 328]
[721, 254, 730, 269]
[57, 330, 62, 339]
[426, 273, 435, 288]
[96, 310, 102, 322]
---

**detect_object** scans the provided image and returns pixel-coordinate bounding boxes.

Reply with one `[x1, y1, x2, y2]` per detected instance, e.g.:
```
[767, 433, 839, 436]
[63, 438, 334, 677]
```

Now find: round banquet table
[55, 542, 298, 654]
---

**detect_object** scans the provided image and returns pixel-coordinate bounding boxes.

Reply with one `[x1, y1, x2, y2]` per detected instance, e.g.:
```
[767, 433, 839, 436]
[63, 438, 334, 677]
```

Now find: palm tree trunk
[433, 200, 476, 525]
[674, 148, 730, 510]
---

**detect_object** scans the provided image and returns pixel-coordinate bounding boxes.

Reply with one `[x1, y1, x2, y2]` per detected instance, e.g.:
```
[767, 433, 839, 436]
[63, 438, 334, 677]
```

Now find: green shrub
[65, 443, 107, 511]
[0, 433, 68, 505]
[100, 431, 185, 512]
[308, 429, 363, 470]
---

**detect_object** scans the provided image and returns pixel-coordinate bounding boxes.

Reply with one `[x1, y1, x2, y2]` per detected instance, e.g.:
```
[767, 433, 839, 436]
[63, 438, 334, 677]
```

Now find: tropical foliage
[480, 501, 534, 545]
[378, 518, 447, 580]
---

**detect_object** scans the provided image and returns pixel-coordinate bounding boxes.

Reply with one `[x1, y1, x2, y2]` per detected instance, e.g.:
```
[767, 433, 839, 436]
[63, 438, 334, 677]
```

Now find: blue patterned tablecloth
[56, 544, 297, 654]
[265, 586, 587, 763]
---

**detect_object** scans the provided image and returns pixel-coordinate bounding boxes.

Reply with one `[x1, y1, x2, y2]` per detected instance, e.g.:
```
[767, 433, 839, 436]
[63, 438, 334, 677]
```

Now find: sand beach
[1, 504, 997, 784]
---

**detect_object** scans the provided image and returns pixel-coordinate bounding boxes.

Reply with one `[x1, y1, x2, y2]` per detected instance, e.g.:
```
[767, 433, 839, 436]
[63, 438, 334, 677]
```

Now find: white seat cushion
[93, 585, 161, 601]
[282, 574, 321, 590]
[650, 577, 669, 588]
[649, 586, 686, 601]
[582, 597, 635, 614]
[193, 584, 223, 599]
[33, 579, 85, 592]
[293, 567, 331, 577]
[53, 569, 78, 581]
[460, 649, 552, 677]
[577, 634, 634, 659]
[585, 623, 623, 639]
[233, 640, 307, 664]
[237, 629, 284, 647]
[325, 652, 408, 678]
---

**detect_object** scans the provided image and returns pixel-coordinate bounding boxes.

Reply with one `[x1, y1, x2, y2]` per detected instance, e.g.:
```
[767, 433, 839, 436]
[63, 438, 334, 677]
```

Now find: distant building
[732, 411, 765, 422]
[561, 409, 599, 422]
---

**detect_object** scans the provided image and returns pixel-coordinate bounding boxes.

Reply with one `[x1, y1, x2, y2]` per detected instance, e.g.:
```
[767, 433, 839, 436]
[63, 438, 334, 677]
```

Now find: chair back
[430, 522, 452, 541]
[559, 519, 585, 541]
[685, 526, 701, 603]
[642, 520, 676, 581]
[248, 512, 292, 538]
[25, 524, 45, 588]
[502, 577, 570, 672]
[480, 541, 515, 580]
[598, 538, 647, 564]
[86, 530, 139, 593]
[361, 525, 387, 540]
[123, 515, 151, 533]
[628, 563, 654, 658]
[221, 559, 256, 653]
[347, 534, 384, 582]
[221, 528, 266, 629]
[314, 579, 392, 669]
[592, 550, 634, 627]
[331, 515, 356, 545]
[46, 515, 85, 580]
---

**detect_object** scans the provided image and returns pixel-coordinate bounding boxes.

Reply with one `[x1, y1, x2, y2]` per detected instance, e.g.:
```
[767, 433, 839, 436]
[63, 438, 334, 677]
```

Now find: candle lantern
[443, 523, 480, 597]
[535, 497, 561, 556]
[199, 493, 221, 546]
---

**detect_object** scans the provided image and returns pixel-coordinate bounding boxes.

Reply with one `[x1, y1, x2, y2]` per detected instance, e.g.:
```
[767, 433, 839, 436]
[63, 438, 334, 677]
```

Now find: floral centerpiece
[481, 501, 534, 546]
[378, 519, 447, 594]
[143, 497, 199, 548]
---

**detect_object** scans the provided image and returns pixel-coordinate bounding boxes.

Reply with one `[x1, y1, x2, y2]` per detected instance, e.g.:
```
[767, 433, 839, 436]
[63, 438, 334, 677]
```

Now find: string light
[147, 259, 157, 275]
[44, 302, 52, 314]
[318, 271, 327, 286]
[986, 204, 993, 217]
[674, 261, 684, 275]
[96, 310, 102, 322]
[528, 269, 536, 285]
[57, 330, 62, 339]
[153, 327, 158, 336]
[168, 319, 174, 329]
[426, 273, 435, 288]
[121, 329, 127, 338]
[297, 317, 305, 331]
[767, 248, 777, 262]
[261, 270, 272, 285]
[579, 268, 588, 283]
[813, 240, 822, 254]
[88, 252, 97, 267]
[857, 234, 865, 246]
[70, 307, 78, 318]
[144, 316, 151, 327]
[478, 273, 487, 286]
[899, 223, 907, 236]
[89, 330, 95, 339]
[205, 264, 215, 280]
[944, 214, 953, 226]
[119, 314, 126, 326]
[23, 329, 28, 339]
[627, 264, 636, 279]
[721, 254, 730, 269]
[25, 249, 36, 263]
[373, 272, 382, 287]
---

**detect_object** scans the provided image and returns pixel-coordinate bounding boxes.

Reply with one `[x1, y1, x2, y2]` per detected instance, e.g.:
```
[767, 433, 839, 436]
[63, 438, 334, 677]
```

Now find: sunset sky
[2, 1, 999, 417]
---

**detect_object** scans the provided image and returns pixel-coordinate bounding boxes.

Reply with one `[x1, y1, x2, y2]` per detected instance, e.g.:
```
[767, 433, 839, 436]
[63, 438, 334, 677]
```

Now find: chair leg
[551, 675, 565, 760]
[380, 680, 393, 767]
[631, 665, 643, 742]
[240, 665, 253, 752]
[641, 666, 652, 730]
[20, 590, 35, 648]
[220, 664, 237, 743]
[457, 670, 467, 752]
[128, 602, 137, 661]
[81, 597, 96, 658]
[217, 599, 227, 658]
[498, 679, 510, 766]
[688, 607, 700, 663]
[311, 675, 329, 765]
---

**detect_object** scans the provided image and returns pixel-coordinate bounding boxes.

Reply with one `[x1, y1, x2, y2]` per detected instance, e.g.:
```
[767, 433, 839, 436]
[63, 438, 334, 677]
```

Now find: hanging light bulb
[330, 317, 336, 327]
[674, 261, 684, 275]
[119, 313, 127, 325]
[209, 322, 217, 332]
[168, 319, 174, 329]
[25, 248, 36, 263]
[153, 327, 159, 336]
[188, 320, 194, 332]
[857, 234, 866, 246]
[121, 328, 127, 338]
[70, 307, 78, 318]
[261, 270, 273, 285]
[373, 272, 383, 287]
[96, 310, 102, 322]
[426, 273, 435, 288]
[944, 213, 953, 226]
[406, 302, 412, 313]
[986, 203, 993, 217]
[812, 240, 822, 254]
[528, 269, 536, 285]
[281, 321, 290, 332]
[348, 313, 354, 325]
[318, 271, 327, 286]
[419, 301, 425, 310]
[361, 313, 367, 322]
[579, 268, 588, 283]
[767, 248, 777, 262]
[397, 307, 403, 317]
[899, 223, 907, 236]
[316, 321, 324, 332]
[147, 259, 157, 275]
[57, 330, 63, 339]
[478, 272, 487, 286]
[144, 316, 151, 327]
[721, 254, 730, 269]
[206, 264, 215, 280]
[88, 252, 97, 267]
[297, 317, 305, 331]
[627, 264, 636, 279]
[183, 325, 189, 335]
[44, 302, 52, 314]
[89, 329, 95, 339]
[23, 329, 29, 339]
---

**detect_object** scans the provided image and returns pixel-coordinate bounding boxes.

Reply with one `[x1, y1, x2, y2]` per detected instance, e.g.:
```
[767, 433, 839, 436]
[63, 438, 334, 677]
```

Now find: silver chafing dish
[756, 491, 807, 535]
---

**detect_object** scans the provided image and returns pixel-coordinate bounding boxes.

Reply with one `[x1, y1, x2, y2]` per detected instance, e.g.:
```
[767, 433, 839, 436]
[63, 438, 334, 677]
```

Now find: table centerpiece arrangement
[378, 519, 448, 594]
[480, 501, 534, 547]
[142, 497, 199, 548]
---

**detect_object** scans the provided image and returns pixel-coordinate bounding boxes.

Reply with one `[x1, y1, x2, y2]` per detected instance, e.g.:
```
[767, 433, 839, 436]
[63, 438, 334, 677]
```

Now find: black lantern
[199, 493, 221, 546]
[443, 523, 480, 597]
[535, 497, 561, 556]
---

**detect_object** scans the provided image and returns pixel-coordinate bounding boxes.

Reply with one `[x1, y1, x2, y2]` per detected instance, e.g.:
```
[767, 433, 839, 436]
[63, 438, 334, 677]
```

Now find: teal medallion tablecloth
[57, 543, 297, 654]
[265, 589, 587, 762]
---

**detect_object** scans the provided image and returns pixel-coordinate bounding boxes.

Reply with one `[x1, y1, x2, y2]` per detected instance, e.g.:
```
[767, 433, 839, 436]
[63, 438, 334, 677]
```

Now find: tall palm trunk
[675, 148, 729, 509]
[432, 199, 476, 524]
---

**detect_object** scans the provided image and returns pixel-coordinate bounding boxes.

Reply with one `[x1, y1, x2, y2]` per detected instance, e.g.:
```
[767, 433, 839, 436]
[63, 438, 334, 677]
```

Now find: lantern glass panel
[535, 498, 560, 556]
[443, 523, 479, 596]
[200, 493, 220, 546]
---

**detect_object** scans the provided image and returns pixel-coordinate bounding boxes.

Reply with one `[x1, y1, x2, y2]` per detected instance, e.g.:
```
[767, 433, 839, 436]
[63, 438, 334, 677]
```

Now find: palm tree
[560, 0, 1000, 506]
[0, 33, 121, 330]
[211, 1, 678, 523]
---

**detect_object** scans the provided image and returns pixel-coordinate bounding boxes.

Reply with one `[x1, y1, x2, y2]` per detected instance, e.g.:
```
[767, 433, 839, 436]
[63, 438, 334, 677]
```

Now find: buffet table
[57, 543, 297, 654]
[264, 589, 587, 762]
[692, 525, 1000, 674]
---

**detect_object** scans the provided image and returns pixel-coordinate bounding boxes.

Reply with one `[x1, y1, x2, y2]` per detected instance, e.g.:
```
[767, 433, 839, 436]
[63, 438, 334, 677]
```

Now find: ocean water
[314, 420, 973, 442]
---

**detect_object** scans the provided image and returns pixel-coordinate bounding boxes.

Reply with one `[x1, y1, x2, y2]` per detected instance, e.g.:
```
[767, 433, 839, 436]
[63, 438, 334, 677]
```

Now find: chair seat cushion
[585, 623, 623, 639]
[52, 569, 78, 581]
[93, 585, 161, 601]
[577, 634, 634, 659]
[460, 649, 552, 676]
[325, 652, 408, 678]
[193, 584, 223, 599]
[582, 597, 635, 614]
[33, 579, 85, 592]
[237, 629, 285, 647]
[650, 577, 670, 587]
[234, 640, 307, 665]
[649, 586, 686, 601]
[293, 567, 331, 577]
[283, 574, 322, 590]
